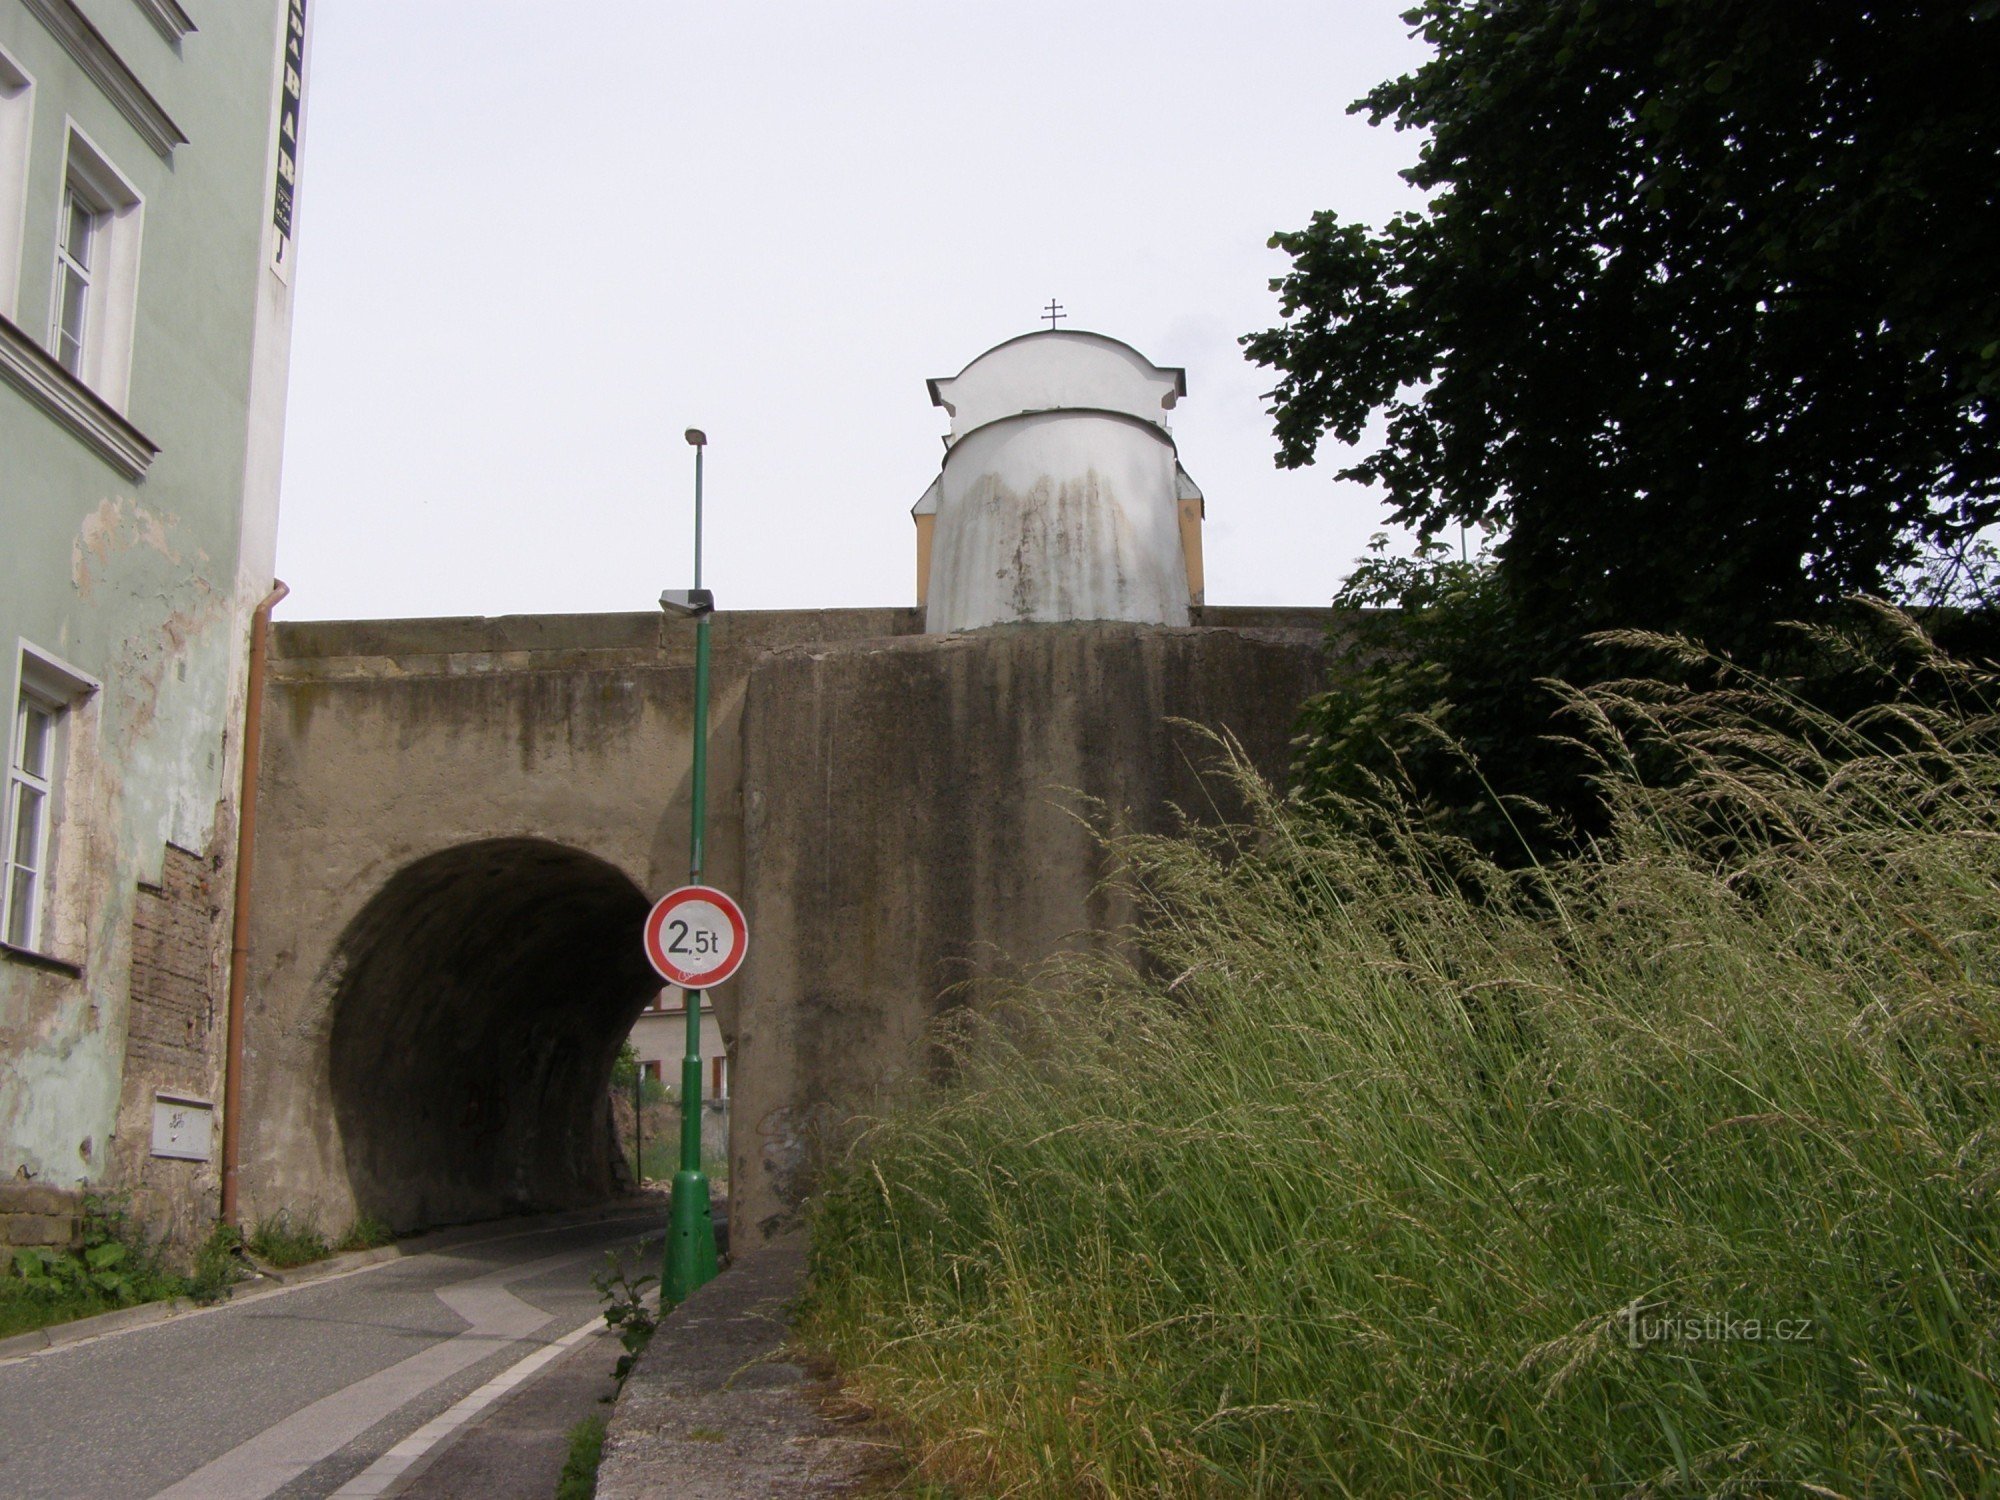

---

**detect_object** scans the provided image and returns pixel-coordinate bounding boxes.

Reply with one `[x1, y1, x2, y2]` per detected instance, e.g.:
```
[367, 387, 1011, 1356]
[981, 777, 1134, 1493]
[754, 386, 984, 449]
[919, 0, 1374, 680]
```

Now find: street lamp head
[684, 429, 707, 447]
[660, 588, 715, 617]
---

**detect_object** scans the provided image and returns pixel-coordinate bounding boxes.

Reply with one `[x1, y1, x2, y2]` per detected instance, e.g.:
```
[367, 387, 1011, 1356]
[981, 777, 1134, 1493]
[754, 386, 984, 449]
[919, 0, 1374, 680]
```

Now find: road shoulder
[596, 1233, 889, 1499]
[382, 1319, 625, 1498]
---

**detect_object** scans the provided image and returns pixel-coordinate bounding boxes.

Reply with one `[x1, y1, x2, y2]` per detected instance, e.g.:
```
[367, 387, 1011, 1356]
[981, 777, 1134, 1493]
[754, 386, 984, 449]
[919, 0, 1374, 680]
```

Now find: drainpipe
[219, 579, 287, 1228]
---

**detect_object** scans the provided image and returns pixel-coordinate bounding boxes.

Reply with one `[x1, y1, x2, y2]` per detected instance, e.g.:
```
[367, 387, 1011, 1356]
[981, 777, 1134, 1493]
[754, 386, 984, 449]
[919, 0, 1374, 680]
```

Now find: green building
[0, 0, 307, 1245]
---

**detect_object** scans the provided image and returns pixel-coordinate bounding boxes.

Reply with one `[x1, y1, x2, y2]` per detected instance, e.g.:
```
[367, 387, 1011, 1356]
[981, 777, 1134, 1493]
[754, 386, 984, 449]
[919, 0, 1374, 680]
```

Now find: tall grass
[800, 611, 2000, 1496]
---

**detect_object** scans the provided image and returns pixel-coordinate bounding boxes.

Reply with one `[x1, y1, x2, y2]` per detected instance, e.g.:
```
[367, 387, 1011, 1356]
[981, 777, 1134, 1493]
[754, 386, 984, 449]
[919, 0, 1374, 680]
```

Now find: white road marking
[147, 1240, 635, 1500]
[326, 1313, 607, 1497]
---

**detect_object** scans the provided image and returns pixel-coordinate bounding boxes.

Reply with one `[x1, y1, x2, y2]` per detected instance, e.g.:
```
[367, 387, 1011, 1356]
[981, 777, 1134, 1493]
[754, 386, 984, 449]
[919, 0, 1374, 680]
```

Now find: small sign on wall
[272, 0, 308, 266]
[151, 1093, 214, 1162]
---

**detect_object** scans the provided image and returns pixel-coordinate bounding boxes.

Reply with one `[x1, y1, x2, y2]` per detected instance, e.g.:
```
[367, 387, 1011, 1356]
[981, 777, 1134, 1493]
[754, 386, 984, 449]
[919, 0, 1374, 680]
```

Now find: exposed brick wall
[126, 844, 221, 1082]
[0, 1184, 81, 1248]
[112, 839, 228, 1249]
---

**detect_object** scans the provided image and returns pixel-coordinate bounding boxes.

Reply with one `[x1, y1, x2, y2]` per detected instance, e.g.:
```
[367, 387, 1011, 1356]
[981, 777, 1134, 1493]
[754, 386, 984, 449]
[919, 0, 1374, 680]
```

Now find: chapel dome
[912, 329, 1205, 633]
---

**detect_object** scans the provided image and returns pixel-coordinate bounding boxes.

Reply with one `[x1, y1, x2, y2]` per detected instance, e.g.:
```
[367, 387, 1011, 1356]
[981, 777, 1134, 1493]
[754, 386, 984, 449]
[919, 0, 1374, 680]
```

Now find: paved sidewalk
[596, 1234, 888, 1499]
[392, 1321, 624, 1498]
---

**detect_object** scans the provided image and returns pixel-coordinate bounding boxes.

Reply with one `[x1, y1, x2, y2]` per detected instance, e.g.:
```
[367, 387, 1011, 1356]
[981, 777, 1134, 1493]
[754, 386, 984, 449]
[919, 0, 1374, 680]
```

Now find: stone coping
[268, 606, 1341, 681]
[272, 609, 926, 665]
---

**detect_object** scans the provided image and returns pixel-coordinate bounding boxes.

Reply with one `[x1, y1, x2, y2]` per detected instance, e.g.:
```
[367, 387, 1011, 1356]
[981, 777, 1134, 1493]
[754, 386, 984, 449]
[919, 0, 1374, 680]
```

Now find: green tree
[1296, 536, 1583, 854]
[1245, 0, 2000, 659]
[610, 1041, 640, 1091]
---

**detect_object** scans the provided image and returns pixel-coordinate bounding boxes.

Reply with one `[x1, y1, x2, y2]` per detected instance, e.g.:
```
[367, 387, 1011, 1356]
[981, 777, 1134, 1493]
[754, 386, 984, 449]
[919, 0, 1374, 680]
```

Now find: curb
[239, 1240, 403, 1287]
[0, 1294, 198, 1360]
[595, 1233, 883, 1499]
[0, 1195, 665, 1363]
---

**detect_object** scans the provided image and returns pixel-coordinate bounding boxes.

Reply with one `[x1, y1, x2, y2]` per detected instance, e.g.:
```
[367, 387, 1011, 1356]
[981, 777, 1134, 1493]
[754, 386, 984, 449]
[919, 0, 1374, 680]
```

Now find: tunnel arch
[325, 837, 660, 1230]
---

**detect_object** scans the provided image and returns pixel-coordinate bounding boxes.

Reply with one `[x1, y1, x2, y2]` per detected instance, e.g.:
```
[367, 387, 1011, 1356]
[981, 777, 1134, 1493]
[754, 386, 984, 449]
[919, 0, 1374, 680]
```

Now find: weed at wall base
[186, 1223, 244, 1304]
[593, 1250, 658, 1390]
[555, 1413, 606, 1500]
[248, 1210, 330, 1269]
[336, 1214, 394, 1253]
[0, 1197, 242, 1339]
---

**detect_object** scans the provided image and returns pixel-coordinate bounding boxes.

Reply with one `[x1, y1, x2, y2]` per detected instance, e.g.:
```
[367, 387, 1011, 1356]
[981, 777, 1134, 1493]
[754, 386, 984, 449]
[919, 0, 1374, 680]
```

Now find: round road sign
[643, 885, 748, 990]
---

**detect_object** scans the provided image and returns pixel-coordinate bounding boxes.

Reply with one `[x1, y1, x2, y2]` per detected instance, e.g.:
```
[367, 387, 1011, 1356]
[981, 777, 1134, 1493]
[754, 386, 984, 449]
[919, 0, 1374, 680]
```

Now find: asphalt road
[0, 1209, 663, 1500]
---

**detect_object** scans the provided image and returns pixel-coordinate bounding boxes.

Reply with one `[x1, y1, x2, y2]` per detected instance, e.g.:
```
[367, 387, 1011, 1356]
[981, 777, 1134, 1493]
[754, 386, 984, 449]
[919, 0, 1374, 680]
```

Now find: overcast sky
[273, 3, 1431, 621]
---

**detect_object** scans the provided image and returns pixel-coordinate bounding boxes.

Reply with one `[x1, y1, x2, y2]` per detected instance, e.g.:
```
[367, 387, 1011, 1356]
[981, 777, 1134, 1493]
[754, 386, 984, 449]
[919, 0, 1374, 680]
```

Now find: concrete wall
[240, 608, 920, 1233]
[731, 620, 1326, 1240]
[240, 607, 1331, 1246]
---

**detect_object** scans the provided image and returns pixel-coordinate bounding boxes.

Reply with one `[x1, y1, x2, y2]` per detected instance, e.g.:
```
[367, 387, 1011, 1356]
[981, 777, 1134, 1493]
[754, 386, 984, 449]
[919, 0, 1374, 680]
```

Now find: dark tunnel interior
[326, 838, 661, 1231]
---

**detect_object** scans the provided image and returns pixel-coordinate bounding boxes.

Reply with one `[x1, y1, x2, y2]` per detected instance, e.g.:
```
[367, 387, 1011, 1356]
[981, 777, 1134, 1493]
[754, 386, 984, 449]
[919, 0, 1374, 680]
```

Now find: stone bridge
[236, 606, 1330, 1247]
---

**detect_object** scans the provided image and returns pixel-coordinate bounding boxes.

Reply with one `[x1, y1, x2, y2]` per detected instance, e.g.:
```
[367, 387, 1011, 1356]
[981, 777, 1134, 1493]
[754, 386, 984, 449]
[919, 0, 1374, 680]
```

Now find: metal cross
[1042, 299, 1066, 330]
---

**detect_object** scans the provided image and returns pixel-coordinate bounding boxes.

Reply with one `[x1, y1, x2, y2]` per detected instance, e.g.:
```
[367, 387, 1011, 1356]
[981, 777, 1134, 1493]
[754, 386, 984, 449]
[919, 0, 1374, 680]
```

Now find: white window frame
[3, 645, 97, 958]
[50, 177, 94, 376]
[46, 123, 142, 408]
[6, 696, 57, 949]
[0, 45, 33, 324]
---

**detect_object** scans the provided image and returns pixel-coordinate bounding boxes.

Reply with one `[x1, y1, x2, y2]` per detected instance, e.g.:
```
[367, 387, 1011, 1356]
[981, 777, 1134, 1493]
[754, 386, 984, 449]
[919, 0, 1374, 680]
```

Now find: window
[0, 47, 31, 321]
[6, 696, 55, 947]
[3, 647, 95, 955]
[45, 126, 141, 407]
[50, 182, 92, 375]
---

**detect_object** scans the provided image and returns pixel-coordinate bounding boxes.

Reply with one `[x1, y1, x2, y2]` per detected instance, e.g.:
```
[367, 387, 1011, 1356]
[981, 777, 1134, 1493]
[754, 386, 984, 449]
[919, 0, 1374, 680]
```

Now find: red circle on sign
[643, 885, 748, 990]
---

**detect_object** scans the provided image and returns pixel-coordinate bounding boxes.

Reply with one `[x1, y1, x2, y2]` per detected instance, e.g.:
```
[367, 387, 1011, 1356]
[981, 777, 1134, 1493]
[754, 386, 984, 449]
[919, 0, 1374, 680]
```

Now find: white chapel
[912, 330, 1206, 632]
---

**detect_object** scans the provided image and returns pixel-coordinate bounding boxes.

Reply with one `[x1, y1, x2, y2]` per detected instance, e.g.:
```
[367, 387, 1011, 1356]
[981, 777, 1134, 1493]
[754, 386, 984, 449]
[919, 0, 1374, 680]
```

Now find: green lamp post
[661, 426, 720, 1303]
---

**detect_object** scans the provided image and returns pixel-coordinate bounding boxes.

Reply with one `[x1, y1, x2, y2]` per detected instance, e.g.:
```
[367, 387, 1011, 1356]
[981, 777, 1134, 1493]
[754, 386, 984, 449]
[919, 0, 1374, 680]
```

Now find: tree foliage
[1298, 537, 2000, 860]
[1246, 0, 2000, 656]
[1295, 536, 1585, 854]
[611, 1040, 640, 1091]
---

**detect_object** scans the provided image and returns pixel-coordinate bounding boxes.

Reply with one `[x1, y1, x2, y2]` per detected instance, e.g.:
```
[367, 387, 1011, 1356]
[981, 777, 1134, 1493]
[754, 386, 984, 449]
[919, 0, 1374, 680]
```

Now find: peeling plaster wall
[0, 0, 305, 1234]
[66, 495, 238, 850]
[1, 474, 247, 1202]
